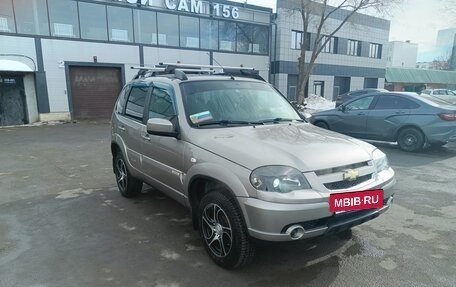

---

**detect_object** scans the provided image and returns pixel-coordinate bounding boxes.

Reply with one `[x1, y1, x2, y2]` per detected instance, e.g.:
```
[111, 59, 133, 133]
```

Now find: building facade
[0, 0, 271, 124]
[386, 40, 418, 68]
[271, 0, 390, 101]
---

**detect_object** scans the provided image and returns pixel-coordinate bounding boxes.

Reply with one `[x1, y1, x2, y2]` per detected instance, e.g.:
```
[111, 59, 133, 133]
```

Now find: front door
[0, 74, 27, 126]
[141, 83, 186, 204]
[331, 95, 375, 138]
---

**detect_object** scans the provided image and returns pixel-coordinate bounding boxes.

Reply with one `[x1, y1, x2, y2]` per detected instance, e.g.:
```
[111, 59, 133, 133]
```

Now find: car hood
[187, 123, 375, 171]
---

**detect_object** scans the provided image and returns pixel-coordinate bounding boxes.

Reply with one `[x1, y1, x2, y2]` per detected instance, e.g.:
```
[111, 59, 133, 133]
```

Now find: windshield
[181, 80, 301, 127]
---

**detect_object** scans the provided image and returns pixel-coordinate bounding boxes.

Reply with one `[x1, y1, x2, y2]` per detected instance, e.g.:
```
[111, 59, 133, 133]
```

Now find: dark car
[335, 88, 387, 107]
[310, 92, 456, 152]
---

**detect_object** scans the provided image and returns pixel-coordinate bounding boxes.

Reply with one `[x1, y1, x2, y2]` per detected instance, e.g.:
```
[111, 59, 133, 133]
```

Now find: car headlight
[372, 149, 389, 172]
[250, 166, 311, 193]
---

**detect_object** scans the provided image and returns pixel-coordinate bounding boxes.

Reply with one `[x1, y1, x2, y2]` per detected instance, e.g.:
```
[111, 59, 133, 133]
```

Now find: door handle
[395, 111, 406, 114]
[357, 112, 365, 115]
[141, 134, 150, 141]
[119, 126, 126, 131]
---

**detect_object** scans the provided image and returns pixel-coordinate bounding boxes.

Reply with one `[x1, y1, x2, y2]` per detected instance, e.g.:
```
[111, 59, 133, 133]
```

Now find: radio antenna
[207, 52, 234, 80]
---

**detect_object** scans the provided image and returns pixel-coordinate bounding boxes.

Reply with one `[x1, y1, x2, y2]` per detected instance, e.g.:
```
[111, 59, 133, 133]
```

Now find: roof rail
[130, 63, 264, 81]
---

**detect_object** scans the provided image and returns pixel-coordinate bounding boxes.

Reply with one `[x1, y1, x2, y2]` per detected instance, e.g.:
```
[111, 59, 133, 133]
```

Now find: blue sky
[231, 0, 454, 62]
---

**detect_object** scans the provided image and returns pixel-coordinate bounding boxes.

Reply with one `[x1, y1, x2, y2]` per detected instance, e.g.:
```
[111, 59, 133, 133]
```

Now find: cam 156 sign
[112, 0, 240, 19]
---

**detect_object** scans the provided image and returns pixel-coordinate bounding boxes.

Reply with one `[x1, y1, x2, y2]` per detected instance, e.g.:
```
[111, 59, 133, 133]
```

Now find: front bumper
[239, 177, 396, 242]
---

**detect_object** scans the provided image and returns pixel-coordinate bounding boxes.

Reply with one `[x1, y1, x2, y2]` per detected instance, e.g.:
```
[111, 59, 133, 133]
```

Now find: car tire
[114, 152, 142, 198]
[397, 128, 425, 152]
[314, 121, 329, 130]
[198, 191, 255, 269]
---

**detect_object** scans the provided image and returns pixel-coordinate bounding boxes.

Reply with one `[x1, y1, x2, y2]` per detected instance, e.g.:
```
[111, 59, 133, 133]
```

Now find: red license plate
[329, 189, 384, 213]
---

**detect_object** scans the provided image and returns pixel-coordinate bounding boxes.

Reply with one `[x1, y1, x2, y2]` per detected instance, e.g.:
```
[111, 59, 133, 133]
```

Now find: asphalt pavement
[0, 122, 455, 287]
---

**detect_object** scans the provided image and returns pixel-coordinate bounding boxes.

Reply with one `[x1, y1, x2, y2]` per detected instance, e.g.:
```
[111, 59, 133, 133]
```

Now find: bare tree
[431, 53, 452, 70]
[291, 0, 401, 104]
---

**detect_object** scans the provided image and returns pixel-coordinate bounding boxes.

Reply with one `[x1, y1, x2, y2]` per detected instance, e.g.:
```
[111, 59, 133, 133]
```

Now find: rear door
[366, 95, 417, 141]
[331, 95, 375, 137]
[117, 84, 150, 171]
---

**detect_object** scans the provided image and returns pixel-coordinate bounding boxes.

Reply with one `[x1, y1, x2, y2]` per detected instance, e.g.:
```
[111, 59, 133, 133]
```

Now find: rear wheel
[397, 128, 425, 152]
[114, 152, 142, 198]
[198, 191, 255, 269]
[314, 121, 329, 130]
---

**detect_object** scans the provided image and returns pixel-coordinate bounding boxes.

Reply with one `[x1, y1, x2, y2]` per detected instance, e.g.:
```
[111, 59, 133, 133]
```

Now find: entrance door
[69, 66, 122, 119]
[0, 74, 27, 126]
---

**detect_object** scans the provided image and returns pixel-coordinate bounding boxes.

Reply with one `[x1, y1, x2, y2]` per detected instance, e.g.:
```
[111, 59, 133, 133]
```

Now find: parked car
[420, 89, 456, 105]
[310, 92, 456, 152]
[111, 63, 396, 269]
[335, 88, 387, 107]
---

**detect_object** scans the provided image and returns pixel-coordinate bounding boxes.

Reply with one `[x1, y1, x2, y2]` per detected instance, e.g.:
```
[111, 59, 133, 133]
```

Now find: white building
[386, 40, 418, 68]
[0, 0, 271, 125]
[271, 0, 390, 101]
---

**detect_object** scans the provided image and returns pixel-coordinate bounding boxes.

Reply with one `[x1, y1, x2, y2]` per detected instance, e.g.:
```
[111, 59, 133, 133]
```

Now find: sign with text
[329, 189, 384, 213]
[111, 0, 240, 19]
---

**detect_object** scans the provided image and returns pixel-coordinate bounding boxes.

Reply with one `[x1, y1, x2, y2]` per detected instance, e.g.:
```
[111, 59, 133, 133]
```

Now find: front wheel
[198, 191, 255, 269]
[114, 152, 142, 198]
[397, 128, 425, 152]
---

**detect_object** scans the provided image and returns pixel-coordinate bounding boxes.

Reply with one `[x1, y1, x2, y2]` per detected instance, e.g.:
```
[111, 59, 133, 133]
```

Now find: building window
[134, 10, 157, 45]
[236, 23, 254, 53]
[313, 81, 324, 97]
[157, 13, 178, 47]
[200, 19, 218, 50]
[107, 6, 133, 42]
[180, 16, 199, 48]
[48, 0, 79, 38]
[79, 2, 107, 41]
[219, 21, 236, 51]
[369, 43, 382, 58]
[252, 25, 268, 54]
[0, 1, 15, 33]
[291, 30, 310, 50]
[291, 30, 302, 49]
[13, 0, 49, 35]
[347, 39, 361, 56]
[322, 36, 337, 54]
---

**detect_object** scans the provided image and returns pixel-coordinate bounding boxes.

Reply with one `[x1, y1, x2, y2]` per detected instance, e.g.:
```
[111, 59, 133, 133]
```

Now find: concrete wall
[386, 41, 418, 68]
[0, 35, 37, 71]
[350, 76, 364, 91]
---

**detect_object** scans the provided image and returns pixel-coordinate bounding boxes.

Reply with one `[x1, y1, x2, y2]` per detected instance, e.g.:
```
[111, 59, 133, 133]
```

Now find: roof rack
[131, 63, 265, 81]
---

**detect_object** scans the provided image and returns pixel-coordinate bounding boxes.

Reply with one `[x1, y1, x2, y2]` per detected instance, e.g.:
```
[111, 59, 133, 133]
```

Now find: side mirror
[147, 118, 178, 138]
[338, 105, 346, 112]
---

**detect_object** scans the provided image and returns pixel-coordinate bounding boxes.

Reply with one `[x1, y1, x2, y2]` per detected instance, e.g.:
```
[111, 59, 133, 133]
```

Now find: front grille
[324, 174, 372, 190]
[315, 161, 370, 176]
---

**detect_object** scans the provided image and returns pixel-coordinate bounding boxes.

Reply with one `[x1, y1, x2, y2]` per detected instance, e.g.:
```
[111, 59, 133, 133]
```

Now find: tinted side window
[374, 96, 420, 109]
[346, 96, 374, 110]
[115, 85, 129, 114]
[125, 86, 148, 120]
[148, 87, 176, 119]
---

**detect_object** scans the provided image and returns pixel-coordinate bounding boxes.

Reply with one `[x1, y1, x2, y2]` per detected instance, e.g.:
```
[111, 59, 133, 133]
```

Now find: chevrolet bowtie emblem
[343, 169, 359, 181]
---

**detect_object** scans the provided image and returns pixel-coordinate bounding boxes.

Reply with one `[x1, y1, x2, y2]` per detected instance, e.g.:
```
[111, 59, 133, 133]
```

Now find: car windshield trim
[197, 120, 264, 127]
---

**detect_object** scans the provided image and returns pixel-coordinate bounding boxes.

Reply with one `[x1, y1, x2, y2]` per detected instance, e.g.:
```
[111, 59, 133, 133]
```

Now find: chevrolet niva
[111, 64, 396, 269]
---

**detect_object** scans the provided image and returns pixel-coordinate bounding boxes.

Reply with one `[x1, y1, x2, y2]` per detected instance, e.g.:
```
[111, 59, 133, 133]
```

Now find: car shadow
[131, 186, 356, 286]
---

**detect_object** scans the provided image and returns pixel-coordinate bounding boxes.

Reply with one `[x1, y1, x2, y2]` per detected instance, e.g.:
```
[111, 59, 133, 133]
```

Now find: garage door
[69, 66, 122, 119]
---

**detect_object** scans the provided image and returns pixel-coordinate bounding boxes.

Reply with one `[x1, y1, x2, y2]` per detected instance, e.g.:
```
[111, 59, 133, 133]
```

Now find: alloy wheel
[201, 203, 233, 258]
[116, 158, 127, 191]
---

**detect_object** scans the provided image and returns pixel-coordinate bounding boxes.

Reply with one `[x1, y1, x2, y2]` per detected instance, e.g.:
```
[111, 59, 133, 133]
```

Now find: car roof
[128, 74, 266, 86]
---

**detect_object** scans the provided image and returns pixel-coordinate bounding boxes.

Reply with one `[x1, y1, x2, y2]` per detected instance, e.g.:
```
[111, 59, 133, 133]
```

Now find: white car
[420, 89, 456, 105]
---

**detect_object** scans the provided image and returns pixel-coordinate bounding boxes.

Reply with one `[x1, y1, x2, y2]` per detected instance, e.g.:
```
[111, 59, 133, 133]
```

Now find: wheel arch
[185, 164, 250, 230]
[394, 125, 426, 142]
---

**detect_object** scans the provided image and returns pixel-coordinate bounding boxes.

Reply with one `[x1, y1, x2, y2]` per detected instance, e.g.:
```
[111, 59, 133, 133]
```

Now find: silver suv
[111, 64, 396, 269]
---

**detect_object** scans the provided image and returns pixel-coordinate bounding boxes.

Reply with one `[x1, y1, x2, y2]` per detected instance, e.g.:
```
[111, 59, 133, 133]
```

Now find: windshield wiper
[197, 120, 263, 127]
[258, 118, 305, 124]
